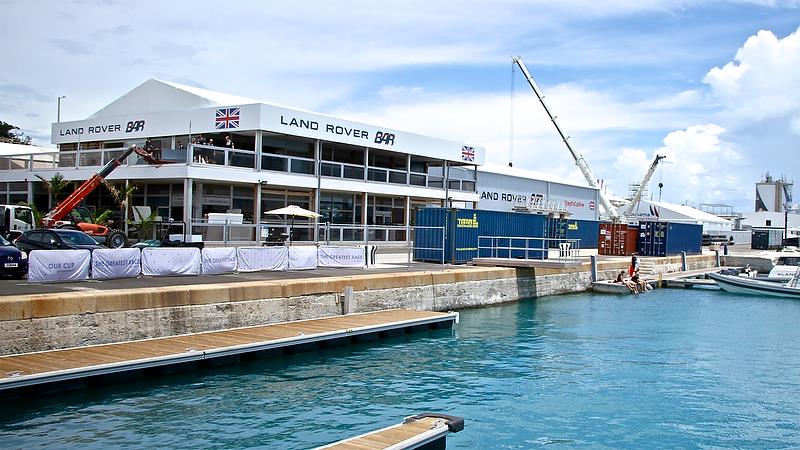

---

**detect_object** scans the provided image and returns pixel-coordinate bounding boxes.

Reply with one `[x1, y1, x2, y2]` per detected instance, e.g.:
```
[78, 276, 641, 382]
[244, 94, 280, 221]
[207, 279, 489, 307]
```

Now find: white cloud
[704, 27, 800, 121]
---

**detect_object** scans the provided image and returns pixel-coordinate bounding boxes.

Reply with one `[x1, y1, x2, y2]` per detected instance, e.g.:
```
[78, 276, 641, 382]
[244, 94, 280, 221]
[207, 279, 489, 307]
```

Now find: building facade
[1, 79, 485, 244]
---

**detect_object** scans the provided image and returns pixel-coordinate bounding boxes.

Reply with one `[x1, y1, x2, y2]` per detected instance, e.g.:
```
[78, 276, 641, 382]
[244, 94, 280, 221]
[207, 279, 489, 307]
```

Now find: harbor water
[3, 288, 800, 448]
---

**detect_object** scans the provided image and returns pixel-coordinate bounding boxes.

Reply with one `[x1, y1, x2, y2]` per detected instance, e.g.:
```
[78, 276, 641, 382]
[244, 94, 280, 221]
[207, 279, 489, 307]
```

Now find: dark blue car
[0, 234, 27, 279]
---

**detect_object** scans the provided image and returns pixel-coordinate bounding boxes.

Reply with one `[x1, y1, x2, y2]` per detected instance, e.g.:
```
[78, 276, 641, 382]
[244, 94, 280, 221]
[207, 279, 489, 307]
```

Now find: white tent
[626, 199, 732, 234]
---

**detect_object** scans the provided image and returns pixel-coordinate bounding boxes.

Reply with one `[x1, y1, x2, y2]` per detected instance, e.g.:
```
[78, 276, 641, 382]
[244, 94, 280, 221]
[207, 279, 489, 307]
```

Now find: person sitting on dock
[614, 271, 638, 293]
[631, 270, 650, 292]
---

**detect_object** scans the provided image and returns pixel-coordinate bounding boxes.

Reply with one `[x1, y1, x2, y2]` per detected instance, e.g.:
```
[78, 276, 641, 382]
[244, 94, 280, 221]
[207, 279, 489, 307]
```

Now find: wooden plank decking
[0, 309, 457, 393]
[318, 414, 464, 450]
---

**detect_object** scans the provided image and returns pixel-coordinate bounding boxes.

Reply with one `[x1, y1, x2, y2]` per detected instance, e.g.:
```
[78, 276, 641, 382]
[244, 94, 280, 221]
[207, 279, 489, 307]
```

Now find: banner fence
[28, 249, 91, 283]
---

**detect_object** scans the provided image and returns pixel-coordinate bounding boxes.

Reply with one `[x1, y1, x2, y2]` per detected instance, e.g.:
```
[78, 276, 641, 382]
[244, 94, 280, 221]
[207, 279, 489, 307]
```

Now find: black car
[0, 234, 28, 279]
[15, 229, 105, 253]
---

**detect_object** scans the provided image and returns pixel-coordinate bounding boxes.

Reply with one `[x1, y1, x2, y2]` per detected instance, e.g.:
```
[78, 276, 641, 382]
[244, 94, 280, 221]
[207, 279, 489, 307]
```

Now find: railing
[478, 236, 582, 261]
[0, 146, 476, 192]
[258, 152, 315, 174]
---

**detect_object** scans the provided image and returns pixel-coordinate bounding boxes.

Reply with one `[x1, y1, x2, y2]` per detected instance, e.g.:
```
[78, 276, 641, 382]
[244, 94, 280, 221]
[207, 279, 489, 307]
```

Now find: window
[262, 135, 314, 159]
[766, 220, 772, 226]
[321, 142, 364, 165]
[14, 208, 33, 226]
[319, 192, 362, 224]
[369, 149, 406, 170]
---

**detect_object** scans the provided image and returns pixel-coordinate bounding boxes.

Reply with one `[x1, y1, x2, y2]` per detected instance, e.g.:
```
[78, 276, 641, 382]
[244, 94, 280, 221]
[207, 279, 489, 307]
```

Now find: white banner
[28, 249, 91, 283]
[236, 246, 288, 272]
[141, 248, 201, 276]
[91, 248, 142, 280]
[317, 246, 365, 268]
[201, 247, 238, 275]
[289, 246, 318, 270]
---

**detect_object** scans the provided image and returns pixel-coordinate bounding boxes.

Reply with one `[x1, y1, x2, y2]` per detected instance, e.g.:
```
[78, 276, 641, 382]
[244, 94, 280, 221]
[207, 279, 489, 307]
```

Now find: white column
[314, 139, 321, 242]
[183, 178, 193, 236]
[255, 131, 262, 171]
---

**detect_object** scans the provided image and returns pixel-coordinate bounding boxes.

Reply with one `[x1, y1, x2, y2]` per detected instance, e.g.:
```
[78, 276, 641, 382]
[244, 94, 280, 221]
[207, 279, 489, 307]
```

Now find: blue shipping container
[546, 218, 600, 249]
[637, 221, 702, 256]
[414, 208, 548, 264]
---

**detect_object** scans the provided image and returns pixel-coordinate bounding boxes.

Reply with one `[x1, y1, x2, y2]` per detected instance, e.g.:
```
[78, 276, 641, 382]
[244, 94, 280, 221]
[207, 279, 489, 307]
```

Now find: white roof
[635, 199, 730, 224]
[89, 79, 262, 118]
[479, 164, 596, 189]
[0, 142, 56, 156]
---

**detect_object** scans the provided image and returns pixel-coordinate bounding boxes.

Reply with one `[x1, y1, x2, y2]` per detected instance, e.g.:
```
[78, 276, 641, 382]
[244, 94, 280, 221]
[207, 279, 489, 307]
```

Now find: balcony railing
[0, 145, 476, 192]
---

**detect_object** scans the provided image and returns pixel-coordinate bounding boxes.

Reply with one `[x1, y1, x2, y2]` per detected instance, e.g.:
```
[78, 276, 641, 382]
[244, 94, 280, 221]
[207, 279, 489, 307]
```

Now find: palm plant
[35, 173, 69, 208]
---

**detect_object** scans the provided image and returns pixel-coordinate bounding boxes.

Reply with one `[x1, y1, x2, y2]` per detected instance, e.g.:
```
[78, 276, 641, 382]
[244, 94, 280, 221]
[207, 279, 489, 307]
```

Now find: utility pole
[57, 96, 66, 122]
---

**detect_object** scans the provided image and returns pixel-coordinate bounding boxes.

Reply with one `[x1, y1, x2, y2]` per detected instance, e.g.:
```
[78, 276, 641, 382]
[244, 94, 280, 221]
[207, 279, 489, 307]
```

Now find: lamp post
[57, 96, 66, 122]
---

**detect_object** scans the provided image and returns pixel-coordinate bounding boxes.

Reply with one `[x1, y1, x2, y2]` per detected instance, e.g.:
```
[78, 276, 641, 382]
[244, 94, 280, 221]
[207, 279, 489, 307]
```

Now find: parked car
[15, 229, 105, 253]
[0, 234, 27, 279]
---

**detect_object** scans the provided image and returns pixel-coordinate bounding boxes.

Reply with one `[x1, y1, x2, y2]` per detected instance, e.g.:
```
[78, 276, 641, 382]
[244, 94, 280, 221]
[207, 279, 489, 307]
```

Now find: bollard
[589, 255, 598, 282]
[681, 251, 687, 271]
[342, 286, 354, 315]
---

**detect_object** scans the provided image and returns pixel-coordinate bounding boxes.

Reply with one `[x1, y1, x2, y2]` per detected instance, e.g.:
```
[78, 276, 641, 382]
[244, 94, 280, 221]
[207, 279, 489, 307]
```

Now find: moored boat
[707, 271, 800, 299]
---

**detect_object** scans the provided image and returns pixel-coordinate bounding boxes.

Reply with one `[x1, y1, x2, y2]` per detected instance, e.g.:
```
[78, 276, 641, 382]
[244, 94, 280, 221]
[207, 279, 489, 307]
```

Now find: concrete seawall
[0, 255, 718, 355]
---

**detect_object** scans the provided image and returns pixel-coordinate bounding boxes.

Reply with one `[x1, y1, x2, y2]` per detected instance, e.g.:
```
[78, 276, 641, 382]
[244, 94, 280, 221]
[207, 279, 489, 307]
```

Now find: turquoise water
[3, 289, 800, 448]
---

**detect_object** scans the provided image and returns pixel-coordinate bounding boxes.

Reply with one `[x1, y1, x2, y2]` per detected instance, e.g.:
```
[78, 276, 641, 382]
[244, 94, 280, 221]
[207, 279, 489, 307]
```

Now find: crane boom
[512, 56, 620, 221]
[42, 145, 160, 227]
[623, 154, 666, 218]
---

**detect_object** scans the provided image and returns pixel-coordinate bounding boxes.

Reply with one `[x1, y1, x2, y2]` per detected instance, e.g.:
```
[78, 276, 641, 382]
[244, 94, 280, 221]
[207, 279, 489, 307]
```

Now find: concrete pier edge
[0, 254, 720, 355]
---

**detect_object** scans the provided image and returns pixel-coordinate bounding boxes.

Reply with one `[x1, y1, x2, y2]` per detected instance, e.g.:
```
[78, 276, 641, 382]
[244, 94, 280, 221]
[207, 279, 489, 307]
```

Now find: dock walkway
[318, 413, 464, 450]
[0, 309, 457, 394]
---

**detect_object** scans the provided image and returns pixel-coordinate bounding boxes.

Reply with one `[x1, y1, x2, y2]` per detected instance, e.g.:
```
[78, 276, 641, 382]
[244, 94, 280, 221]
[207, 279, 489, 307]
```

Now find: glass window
[449, 166, 476, 181]
[321, 162, 341, 177]
[343, 165, 364, 180]
[262, 135, 314, 158]
[147, 184, 171, 195]
[319, 192, 362, 224]
[368, 168, 387, 182]
[369, 150, 406, 169]
[262, 155, 288, 172]
[204, 184, 230, 196]
[388, 171, 407, 184]
[410, 157, 430, 174]
[14, 208, 33, 226]
[367, 195, 405, 226]
[321, 142, 364, 165]
[410, 174, 426, 186]
[290, 159, 315, 175]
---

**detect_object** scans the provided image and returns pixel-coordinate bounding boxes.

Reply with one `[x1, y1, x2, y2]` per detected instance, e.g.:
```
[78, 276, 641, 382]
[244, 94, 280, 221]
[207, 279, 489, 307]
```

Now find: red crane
[42, 145, 166, 247]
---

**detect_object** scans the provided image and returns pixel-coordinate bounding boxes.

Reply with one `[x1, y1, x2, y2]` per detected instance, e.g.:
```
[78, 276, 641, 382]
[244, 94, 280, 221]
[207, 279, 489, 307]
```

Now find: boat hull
[707, 273, 800, 299]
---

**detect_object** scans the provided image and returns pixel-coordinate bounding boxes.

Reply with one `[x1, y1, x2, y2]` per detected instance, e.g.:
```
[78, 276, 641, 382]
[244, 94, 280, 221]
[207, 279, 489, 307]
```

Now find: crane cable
[509, 58, 515, 167]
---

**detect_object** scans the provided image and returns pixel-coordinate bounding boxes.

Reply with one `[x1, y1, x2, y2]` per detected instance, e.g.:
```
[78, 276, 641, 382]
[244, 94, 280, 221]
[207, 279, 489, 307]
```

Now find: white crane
[622, 154, 666, 218]
[512, 56, 621, 221]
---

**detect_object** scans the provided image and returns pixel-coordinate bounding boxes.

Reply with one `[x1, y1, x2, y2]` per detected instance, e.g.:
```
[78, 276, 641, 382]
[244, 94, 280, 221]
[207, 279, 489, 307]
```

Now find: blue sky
[1, 0, 799, 211]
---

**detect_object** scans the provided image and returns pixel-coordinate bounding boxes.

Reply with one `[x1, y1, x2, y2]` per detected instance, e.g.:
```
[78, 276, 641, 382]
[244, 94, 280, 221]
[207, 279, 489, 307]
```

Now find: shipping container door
[413, 208, 447, 263]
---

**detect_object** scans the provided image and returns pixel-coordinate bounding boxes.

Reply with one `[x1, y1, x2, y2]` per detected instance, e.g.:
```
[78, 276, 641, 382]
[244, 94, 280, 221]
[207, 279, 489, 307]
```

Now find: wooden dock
[0, 309, 458, 394]
[318, 413, 464, 450]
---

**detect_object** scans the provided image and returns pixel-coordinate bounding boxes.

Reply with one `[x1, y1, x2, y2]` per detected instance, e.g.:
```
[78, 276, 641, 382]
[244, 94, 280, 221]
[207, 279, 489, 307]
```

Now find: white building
[475, 165, 600, 220]
[626, 199, 732, 234]
[0, 79, 486, 244]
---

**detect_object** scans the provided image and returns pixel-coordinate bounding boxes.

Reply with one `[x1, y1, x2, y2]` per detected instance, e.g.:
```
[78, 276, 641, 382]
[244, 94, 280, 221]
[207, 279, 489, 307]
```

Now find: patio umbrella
[264, 205, 321, 244]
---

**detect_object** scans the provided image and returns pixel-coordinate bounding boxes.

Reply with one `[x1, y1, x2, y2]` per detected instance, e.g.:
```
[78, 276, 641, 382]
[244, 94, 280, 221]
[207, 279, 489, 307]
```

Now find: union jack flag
[215, 107, 240, 129]
[461, 146, 475, 162]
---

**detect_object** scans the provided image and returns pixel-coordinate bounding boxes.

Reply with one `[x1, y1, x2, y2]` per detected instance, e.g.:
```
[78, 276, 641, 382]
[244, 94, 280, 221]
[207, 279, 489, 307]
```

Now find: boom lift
[512, 56, 621, 221]
[622, 154, 666, 218]
[40, 145, 164, 247]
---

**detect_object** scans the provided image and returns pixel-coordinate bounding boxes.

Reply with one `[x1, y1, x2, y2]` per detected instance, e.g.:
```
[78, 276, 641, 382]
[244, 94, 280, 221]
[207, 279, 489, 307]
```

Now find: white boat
[707, 271, 800, 299]
[767, 253, 800, 278]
